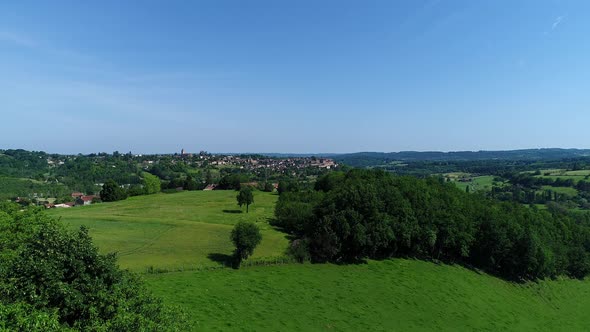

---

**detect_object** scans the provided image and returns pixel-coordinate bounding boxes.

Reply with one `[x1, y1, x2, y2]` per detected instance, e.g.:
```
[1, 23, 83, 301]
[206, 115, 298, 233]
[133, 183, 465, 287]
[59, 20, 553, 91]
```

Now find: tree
[237, 187, 254, 213]
[277, 180, 299, 195]
[142, 172, 161, 194]
[262, 182, 274, 192]
[0, 207, 188, 330]
[184, 175, 200, 190]
[218, 174, 241, 190]
[230, 222, 262, 267]
[100, 179, 128, 202]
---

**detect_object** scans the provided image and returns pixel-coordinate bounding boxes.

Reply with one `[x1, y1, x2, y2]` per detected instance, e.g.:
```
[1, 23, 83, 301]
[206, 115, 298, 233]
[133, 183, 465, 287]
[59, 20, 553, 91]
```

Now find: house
[203, 184, 217, 191]
[55, 203, 72, 208]
[71, 192, 84, 199]
[240, 182, 258, 188]
[76, 195, 96, 206]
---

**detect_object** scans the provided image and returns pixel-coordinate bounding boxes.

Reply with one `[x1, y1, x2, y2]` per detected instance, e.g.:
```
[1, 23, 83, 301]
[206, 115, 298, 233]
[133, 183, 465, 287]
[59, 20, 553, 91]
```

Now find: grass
[46, 186, 590, 331]
[48, 190, 289, 271]
[451, 175, 496, 192]
[540, 186, 578, 196]
[533, 169, 590, 184]
[145, 259, 590, 331]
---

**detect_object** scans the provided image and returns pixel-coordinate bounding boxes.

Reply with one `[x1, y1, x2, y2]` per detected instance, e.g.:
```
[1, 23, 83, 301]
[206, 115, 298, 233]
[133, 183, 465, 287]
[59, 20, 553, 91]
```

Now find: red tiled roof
[80, 195, 95, 202]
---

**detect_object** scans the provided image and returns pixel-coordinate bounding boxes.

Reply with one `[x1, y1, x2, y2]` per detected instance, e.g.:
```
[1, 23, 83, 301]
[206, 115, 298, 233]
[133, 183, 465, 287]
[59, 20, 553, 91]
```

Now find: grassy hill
[48, 190, 289, 271]
[49, 189, 590, 331]
[146, 259, 590, 331]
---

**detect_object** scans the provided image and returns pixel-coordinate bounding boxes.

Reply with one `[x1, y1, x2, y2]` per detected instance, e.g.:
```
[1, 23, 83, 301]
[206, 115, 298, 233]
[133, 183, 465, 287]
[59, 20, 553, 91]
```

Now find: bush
[100, 180, 128, 202]
[0, 206, 187, 330]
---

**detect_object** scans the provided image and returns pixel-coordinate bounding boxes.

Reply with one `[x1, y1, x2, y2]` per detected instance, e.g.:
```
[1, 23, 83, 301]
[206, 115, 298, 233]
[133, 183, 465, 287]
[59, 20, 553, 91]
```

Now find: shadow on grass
[266, 218, 299, 241]
[207, 253, 233, 264]
[222, 209, 243, 214]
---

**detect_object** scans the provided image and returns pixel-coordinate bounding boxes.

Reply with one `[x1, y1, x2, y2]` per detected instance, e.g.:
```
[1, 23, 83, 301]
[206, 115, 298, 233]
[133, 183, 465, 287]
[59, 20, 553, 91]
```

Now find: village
[15, 150, 338, 209]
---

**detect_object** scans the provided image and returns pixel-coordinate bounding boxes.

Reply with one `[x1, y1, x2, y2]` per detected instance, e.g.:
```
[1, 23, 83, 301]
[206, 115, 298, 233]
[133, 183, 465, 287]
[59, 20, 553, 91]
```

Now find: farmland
[446, 174, 497, 192]
[146, 259, 590, 331]
[534, 169, 590, 184]
[48, 190, 288, 271]
[36, 182, 590, 331]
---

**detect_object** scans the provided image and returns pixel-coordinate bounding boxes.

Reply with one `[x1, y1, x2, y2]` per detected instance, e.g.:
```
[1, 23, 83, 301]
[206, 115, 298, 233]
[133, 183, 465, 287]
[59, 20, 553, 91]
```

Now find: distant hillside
[335, 148, 590, 167]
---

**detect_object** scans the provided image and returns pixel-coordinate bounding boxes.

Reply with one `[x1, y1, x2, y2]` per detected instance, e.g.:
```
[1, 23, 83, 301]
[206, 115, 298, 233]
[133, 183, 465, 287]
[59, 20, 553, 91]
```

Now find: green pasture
[541, 186, 578, 196]
[146, 259, 590, 331]
[451, 175, 496, 192]
[533, 169, 590, 184]
[48, 191, 288, 271]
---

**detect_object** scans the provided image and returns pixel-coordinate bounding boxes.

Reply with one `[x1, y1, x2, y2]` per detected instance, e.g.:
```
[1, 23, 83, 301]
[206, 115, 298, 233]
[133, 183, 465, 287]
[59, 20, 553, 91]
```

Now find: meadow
[534, 169, 590, 184]
[448, 174, 496, 192]
[48, 188, 590, 331]
[48, 190, 289, 271]
[146, 259, 590, 331]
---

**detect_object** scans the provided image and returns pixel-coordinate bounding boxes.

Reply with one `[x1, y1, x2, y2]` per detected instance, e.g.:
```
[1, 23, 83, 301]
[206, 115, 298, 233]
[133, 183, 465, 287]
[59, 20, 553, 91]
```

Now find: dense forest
[274, 170, 590, 281]
[335, 149, 590, 168]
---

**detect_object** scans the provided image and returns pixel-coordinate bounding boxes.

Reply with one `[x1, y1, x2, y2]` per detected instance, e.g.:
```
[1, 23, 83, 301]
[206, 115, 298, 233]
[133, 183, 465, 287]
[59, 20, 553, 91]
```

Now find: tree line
[274, 169, 590, 281]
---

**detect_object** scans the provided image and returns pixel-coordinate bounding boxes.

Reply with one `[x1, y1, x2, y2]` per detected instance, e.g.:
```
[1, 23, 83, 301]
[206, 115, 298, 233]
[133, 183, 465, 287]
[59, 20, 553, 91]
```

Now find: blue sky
[1, 0, 588, 154]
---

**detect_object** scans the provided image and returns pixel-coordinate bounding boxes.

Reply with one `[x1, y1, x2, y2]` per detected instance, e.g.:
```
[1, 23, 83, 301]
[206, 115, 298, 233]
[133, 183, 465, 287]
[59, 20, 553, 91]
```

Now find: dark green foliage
[288, 239, 311, 263]
[0, 205, 187, 331]
[100, 180, 128, 202]
[262, 182, 275, 192]
[314, 171, 345, 192]
[0, 302, 64, 332]
[183, 175, 200, 191]
[236, 187, 254, 213]
[127, 184, 145, 197]
[277, 180, 300, 195]
[273, 191, 324, 235]
[281, 170, 590, 281]
[230, 222, 262, 267]
[217, 174, 241, 190]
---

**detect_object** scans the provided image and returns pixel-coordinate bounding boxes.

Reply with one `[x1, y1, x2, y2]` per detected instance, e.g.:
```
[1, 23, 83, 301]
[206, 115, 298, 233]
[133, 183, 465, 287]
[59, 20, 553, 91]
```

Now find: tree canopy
[275, 169, 590, 281]
[0, 203, 187, 330]
[142, 172, 161, 194]
[230, 222, 262, 268]
[236, 187, 254, 213]
[99, 179, 128, 202]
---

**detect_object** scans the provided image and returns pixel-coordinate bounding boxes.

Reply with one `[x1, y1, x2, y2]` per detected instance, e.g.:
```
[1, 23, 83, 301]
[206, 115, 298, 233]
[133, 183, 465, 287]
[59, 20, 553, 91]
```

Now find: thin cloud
[0, 31, 36, 47]
[551, 15, 566, 30]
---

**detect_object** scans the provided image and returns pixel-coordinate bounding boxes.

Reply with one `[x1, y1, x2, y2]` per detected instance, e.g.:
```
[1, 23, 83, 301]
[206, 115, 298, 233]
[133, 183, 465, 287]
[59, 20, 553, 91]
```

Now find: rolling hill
[146, 259, 590, 331]
[48, 190, 289, 271]
[48, 189, 590, 331]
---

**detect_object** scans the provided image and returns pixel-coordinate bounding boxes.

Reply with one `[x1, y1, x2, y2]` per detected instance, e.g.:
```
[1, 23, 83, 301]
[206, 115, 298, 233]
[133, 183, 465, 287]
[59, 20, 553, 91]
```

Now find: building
[76, 195, 96, 206]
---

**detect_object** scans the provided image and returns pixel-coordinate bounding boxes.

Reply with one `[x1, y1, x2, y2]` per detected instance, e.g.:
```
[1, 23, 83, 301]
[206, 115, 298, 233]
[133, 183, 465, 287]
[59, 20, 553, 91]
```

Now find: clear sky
[1, 0, 588, 154]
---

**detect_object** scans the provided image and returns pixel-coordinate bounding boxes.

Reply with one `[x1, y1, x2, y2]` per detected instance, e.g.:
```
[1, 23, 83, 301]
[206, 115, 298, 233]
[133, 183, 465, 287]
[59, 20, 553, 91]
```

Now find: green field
[146, 259, 590, 331]
[48, 191, 288, 271]
[48, 189, 590, 331]
[541, 186, 578, 196]
[533, 169, 590, 184]
[451, 175, 496, 192]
